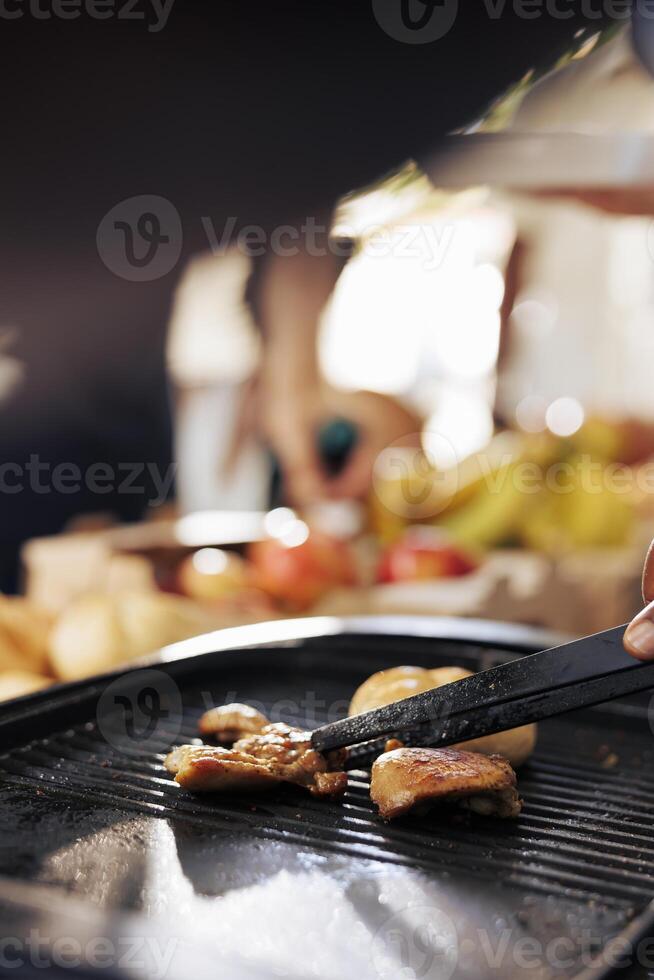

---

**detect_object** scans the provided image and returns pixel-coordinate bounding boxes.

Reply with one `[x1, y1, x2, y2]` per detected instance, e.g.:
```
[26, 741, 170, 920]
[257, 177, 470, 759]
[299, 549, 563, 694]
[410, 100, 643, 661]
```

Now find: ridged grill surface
[1, 703, 654, 917]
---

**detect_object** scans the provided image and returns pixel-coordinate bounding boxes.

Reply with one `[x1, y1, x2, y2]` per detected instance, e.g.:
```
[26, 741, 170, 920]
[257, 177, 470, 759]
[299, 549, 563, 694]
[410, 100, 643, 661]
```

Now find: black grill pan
[0, 616, 653, 980]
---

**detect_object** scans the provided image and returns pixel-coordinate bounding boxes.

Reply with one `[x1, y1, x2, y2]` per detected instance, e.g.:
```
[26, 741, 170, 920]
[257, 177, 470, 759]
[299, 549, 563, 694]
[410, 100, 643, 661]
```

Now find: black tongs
[311, 625, 654, 767]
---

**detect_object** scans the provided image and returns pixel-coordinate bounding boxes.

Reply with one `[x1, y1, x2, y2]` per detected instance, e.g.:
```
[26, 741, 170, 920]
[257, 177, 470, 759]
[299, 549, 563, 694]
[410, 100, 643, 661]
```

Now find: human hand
[250, 235, 420, 506]
[260, 384, 421, 507]
[623, 540, 654, 659]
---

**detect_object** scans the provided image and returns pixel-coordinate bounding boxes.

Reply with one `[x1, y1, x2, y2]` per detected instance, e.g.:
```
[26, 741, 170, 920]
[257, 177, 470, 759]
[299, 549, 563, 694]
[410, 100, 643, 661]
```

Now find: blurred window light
[436, 308, 501, 379]
[608, 219, 653, 309]
[424, 387, 494, 463]
[167, 249, 259, 386]
[510, 296, 558, 337]
[192, 548, 229, 576]
[176, 511, 266, 547]
[428, 261, 504, 380]
[321, 206, 511, 394]
[545, 397, 585, 437]
[263, 507, 297, 538]
[515, 395, 548, 433]
[319, 241, 428, 393]
[263, 509, 309, 548]
[332, 164, 432, 239]
[277, 519, 310, 548]
[474, 263, 505, 312]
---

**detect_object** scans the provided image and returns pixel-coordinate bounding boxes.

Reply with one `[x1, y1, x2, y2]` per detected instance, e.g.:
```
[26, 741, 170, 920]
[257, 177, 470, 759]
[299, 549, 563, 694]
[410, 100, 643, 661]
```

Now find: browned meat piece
[166, 722, 347, 799]
[198, 703, 269, 743]
[370, 747, 522, 821]
[233, 723, 348, 797]
[165, 744, 282, 793]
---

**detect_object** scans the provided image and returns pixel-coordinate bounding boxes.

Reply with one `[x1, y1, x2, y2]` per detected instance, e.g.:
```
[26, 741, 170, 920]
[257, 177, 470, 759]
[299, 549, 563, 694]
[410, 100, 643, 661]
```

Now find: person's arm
[254, 238, 343, 505]
[251, 235, 420, 506]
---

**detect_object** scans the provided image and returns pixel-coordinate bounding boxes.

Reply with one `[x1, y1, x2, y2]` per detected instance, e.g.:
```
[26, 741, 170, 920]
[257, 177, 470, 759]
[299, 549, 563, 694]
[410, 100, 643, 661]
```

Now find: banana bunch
[520, 454, 634, 554]
[369, 432, 526, 545]
[370, 427, 636, 555]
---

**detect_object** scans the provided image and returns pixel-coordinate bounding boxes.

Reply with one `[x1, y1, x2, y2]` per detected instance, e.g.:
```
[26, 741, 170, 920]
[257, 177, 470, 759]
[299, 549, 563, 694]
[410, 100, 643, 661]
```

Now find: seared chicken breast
[165, 744, 282, 793]
[198, 703, 269, 743]
[233, 723, 347, 796]
[166, 722, 347, 799]
[350, 666, 536, 767]
[370, 747, 522, 820]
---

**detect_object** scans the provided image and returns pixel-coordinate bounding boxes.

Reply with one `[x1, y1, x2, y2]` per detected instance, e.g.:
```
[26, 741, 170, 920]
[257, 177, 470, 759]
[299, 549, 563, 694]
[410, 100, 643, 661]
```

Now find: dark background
[0, 1, 619, 589]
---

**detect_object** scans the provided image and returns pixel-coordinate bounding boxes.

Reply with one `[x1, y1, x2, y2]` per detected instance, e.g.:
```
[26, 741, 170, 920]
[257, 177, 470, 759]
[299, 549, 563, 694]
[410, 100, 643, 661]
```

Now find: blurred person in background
[0, 3, 600, 591]
[0, 2, 652, 667]
[247, 242, 422, 507]
[169, 230, 422, 514]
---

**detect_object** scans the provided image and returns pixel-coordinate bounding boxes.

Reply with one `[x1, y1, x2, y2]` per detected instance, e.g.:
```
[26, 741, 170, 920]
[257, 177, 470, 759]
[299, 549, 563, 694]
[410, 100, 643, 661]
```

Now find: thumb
[624, 541, 654, 660]
[624, 601, 654, 661]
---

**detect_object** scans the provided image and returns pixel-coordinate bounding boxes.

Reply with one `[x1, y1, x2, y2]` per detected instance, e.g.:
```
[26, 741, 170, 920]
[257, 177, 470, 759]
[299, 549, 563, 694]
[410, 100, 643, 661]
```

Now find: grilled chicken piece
[370, 747, 522, 820]
[233, 723, 347, 797]
[165, 744, 282, 793]
[198, 703, 269, 744]
[166, 723, 347, 799]
[350, 666, 536, 767]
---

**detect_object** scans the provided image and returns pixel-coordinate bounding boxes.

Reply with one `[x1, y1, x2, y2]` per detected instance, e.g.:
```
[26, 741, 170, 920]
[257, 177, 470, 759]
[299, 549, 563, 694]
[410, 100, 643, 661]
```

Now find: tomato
[249, 527, 356, 610]
[377, 527, 478, 583]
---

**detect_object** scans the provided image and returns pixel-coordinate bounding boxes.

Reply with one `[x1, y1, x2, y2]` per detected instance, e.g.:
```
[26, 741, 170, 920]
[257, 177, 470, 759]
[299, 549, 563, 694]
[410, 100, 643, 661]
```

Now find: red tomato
[249, 528, 356, 610]
[377, 527, 478, 583]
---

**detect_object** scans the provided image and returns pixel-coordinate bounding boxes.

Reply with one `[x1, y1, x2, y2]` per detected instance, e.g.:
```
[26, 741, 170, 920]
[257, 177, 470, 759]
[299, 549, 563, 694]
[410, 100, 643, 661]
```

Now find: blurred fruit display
[9, 415, 653, 700]
[370, 423, 645, 556]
